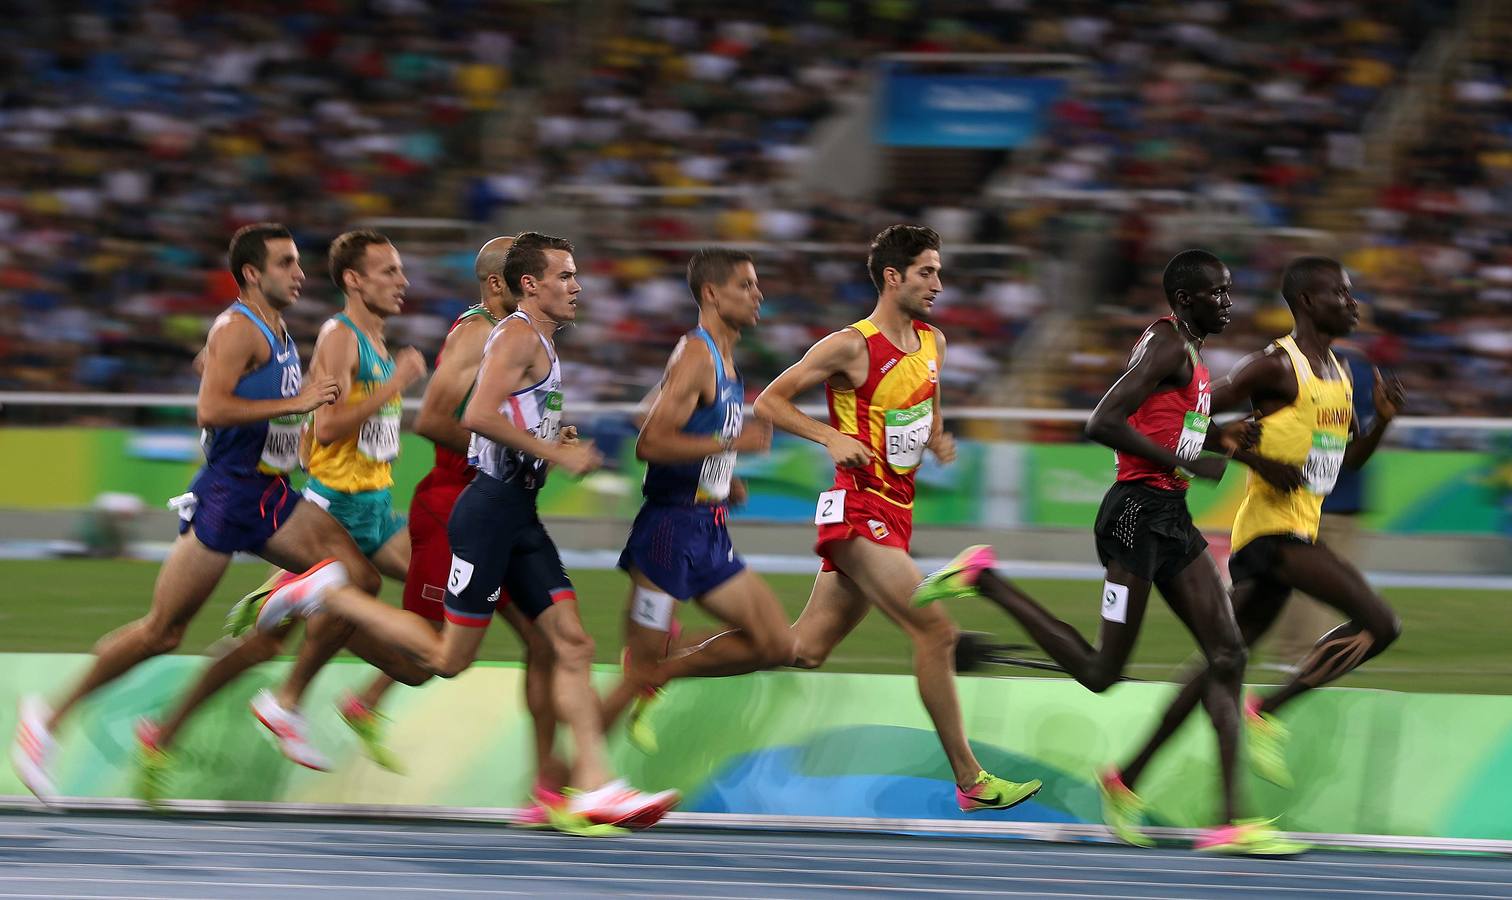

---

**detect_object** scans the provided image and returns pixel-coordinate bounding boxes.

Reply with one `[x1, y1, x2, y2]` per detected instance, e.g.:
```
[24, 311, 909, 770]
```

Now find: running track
[0, 812, 1509, 898]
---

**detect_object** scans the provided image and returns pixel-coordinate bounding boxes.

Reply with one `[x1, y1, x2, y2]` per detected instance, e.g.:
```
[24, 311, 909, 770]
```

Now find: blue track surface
[0, 812, 1510, 898]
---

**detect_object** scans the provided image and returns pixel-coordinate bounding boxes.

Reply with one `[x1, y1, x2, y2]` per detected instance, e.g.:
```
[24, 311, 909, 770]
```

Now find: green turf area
[1, 559, 1508, 695]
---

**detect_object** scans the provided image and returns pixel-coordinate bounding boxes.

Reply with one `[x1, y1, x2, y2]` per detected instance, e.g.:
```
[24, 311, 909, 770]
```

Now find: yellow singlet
[1231, 336, 1353, 552]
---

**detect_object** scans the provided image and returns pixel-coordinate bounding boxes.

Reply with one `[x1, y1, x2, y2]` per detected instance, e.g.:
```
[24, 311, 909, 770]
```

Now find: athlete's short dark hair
[228, 223, 293, 288]
[328, 229, 393, 291]
[867, 225, 940, 292]
[1162, 249, 1225, 305]
[687, 248, 755, 305]
[1281, 256, 1344, 309]
[503, 232, 575, 298]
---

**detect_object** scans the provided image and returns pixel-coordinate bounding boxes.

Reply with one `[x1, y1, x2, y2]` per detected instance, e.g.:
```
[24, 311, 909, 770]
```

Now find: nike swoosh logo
[276, 349, 291, 363]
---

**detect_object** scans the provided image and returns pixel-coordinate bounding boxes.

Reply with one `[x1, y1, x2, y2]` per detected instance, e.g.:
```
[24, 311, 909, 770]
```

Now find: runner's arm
[1214, 349, 1305, 490]
[926, 327, 956, 463]
[460, 321, 563, 462]
[415, 318, 490, 455]
[1344, 367, 1402, 470]
[637, 337, 727, 464]
[310, 324, 422, 444]
[1085, 327, 1197, 472]
[197, 316, 336, 428]
[754, 329, 870, 452]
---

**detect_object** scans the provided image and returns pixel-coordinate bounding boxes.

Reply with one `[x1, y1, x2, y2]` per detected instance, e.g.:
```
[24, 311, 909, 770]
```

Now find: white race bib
[815, 489, 846, 525]
[537, 390, 564, 444]
[1303, 432, 1346, 496]
[358, 408, 401, 462]
[1175, 410, 1210, 462]
[259, 414, 304, 474]
[884, 400, 933, 472]
[696, 450, 736, 504]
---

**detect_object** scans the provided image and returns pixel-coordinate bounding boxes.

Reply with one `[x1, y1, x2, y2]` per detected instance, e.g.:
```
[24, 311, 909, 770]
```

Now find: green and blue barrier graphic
[3, 654, 1509, 840]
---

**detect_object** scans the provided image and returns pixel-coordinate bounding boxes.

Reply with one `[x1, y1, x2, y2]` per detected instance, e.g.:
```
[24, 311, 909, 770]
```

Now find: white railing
[1, 392, 1507, 432]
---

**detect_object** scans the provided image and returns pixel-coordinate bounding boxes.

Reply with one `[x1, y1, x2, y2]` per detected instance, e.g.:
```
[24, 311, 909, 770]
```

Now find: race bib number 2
[815, 489, 846, 525]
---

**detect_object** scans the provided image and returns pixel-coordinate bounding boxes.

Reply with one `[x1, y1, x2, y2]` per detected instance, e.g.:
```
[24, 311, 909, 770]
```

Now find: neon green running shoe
[133, 720, 174, 810]
[626, 692, 660, 756]
[338, 693, 403, 774]
[225, 571, 292, 638]
[1245, 701, 1293, 788]
[1195, 817, 1308, 856]
[1098, 768, 1153, 848]
[913, 545, 998, 608]
[957, 769, 1042, 813]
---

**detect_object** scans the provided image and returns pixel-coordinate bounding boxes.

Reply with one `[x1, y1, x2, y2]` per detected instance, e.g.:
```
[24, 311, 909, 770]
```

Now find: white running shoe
[255, 559, 347, 634]
[250, 689, 331, 771]
[11, 696, 58, 803]
[568, 779, 679, 828]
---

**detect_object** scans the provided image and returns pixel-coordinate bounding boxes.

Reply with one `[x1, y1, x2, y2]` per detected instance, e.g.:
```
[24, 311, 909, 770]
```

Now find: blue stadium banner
[878, 74, 1065, 148]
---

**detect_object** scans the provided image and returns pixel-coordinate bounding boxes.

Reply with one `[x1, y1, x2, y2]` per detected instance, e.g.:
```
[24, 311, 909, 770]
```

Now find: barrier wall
[3, 654, 1509, 840]
[1, 427, 1508, 534]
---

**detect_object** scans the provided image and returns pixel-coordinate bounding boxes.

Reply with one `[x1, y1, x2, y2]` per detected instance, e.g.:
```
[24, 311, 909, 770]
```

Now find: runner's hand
[1218, 418, 1260, 453]
[825, 433, 874, 468]
[928, 431, 957, 465]
[729, 477, 749, 508]
[1251, 457, 1305, 493]
[552, 439, 602, 476]
[295, 375, 341, 413]
[394, 347, 428, 388]
[731, 418, 772, 454]
[560, 425, 580, 446]
[1373, 368, 1405, 422]
[1184, 456, 1228, 482]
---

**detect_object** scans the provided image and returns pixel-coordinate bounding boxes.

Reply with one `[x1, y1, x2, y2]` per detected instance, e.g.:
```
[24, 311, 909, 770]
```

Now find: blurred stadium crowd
[1, 0, 1507, 423]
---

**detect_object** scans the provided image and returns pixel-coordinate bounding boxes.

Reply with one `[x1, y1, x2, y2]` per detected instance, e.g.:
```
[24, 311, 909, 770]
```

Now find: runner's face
[1186, 264, 1233, 335]
[1310, 267, 1360, 337]
[712, 261, 762, 329]
[532, 250, 581, 323]
[348, 243, 409, 318]
[895, 249, 943, 321]
[254, 239, 304, 310]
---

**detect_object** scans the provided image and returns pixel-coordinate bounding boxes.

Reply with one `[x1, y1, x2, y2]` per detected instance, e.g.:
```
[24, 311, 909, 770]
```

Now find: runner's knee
[548, 626, 595, 671]
[1369, 609, 1402, 649]
[911, 616, 959, 660]
[755, 629, 797, 669]
[139, 618, 188, 655]
[1207, 641, 1248, 683]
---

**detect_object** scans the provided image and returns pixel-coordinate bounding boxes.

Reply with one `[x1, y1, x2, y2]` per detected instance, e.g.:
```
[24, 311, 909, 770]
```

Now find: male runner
[1105, 257, 1403, 839]
[135, 230, 428, 792]
[352, 234, 568, 808]
[601, 248, 793, 752]
[10, 224, 381, 801]
[914, 250, 1295, 854]
[753, 225, 1042, 813]
[256, 233, 677, 829]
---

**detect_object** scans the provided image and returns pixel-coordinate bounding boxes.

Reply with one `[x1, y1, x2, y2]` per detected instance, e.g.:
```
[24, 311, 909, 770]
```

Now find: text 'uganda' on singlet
[468, 310, 563, 492]
[1231, 335, 1353, 551]
[432, 304, 500, 484]
[305, 313, 399, 492]
[1115, 316, 1212, 493]
[200, 301, 304, 478]
[640, 328, 744, 506]
[826, 319, 939, 509]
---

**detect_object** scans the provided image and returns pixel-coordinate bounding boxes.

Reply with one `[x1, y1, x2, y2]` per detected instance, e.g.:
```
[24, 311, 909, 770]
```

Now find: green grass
[2, 559, 1508, 695]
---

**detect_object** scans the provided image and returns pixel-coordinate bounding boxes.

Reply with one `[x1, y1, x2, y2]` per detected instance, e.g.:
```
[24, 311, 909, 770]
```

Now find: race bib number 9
[1303, 431, 1346, 496]
[884, 400, 933, 472]
[1175, 410, 1210, 462]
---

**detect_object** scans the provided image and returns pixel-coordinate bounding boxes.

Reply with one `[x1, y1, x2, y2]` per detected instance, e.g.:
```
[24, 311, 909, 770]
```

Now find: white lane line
[1, 844, 1507, 889]
[1, 862, 1507, 898]
[4, 825, 1504, 879]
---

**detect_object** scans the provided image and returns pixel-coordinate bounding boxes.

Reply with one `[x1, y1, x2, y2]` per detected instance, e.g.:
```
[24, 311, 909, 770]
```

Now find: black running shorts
[443, 472, 576, 626]
[1092, 480, 1208, 585]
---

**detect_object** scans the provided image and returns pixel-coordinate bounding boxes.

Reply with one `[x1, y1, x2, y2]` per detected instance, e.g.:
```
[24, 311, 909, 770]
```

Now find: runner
[1108, 256, 1404, 833]
[914, 249, 1298, 854]
[600, 248, 793, 753]
[254, 232, 677, 831]
[753, 224, 1043, 814]
[10, 223, 379, 802]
